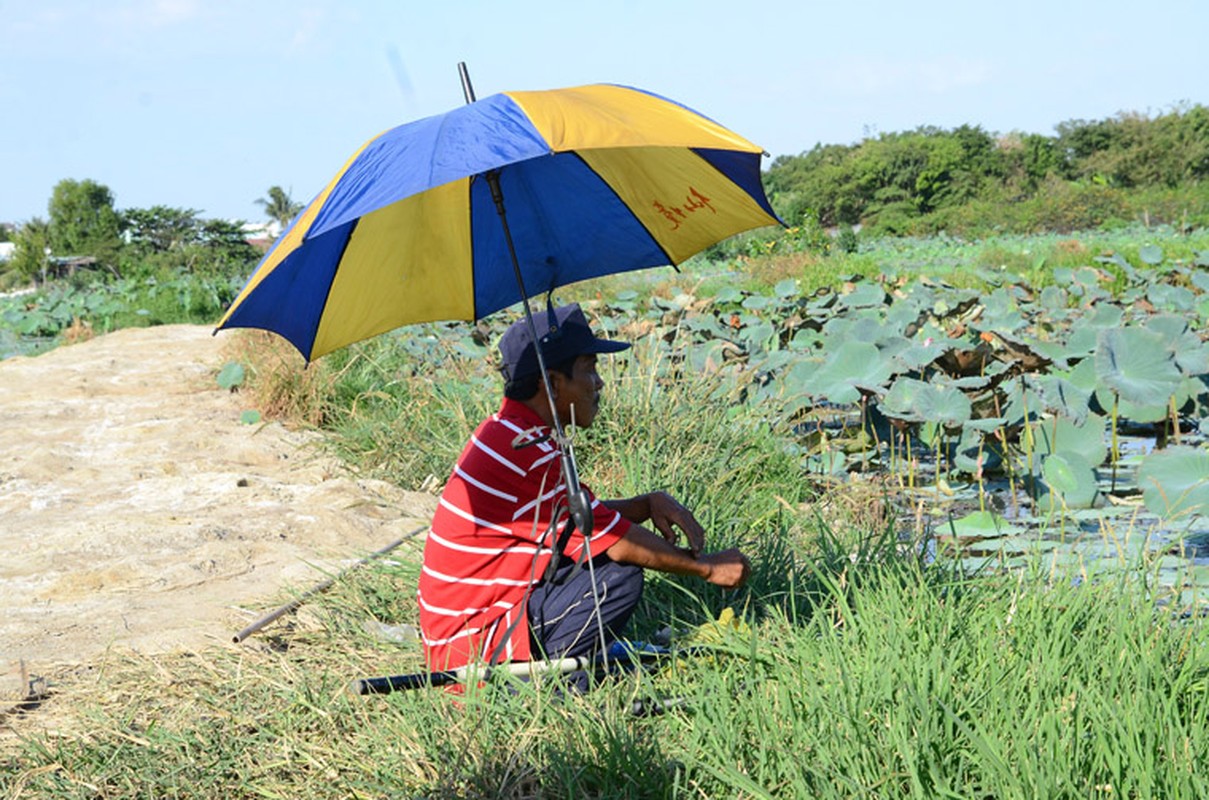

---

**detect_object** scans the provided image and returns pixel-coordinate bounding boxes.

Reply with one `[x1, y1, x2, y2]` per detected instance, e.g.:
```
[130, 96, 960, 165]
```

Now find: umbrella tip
[458, 62, 476, 104]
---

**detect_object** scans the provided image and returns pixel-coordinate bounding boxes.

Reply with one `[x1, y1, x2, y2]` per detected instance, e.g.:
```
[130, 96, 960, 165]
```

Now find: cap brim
[586, 337, 631, 354]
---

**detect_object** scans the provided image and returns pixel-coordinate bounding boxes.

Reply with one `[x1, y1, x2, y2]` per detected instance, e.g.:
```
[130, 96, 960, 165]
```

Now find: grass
[4, 524, 1207, 798]
[6, 226, 1209, 796]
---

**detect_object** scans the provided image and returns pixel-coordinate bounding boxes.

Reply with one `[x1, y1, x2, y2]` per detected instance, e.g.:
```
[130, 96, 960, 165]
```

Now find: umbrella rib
[467, 175, 480, 320]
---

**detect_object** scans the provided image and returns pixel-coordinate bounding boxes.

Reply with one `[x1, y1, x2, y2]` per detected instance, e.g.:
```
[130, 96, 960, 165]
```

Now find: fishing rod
[349, 644, 713, 696]
[233, 525, 427, 643]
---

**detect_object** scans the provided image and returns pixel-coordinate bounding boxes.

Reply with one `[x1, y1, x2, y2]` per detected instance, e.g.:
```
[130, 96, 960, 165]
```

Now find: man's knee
[591, 557, 643, 612]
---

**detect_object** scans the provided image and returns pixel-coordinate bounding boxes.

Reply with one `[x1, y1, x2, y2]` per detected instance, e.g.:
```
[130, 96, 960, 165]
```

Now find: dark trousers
[528, 553, 644, 662]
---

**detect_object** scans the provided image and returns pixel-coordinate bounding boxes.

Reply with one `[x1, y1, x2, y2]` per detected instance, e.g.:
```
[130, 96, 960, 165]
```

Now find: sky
[2, 0, 1206, 226]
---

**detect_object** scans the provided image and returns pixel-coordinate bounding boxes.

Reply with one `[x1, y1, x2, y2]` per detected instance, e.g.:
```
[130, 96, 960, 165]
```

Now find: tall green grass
[5, 529, 1206, 798]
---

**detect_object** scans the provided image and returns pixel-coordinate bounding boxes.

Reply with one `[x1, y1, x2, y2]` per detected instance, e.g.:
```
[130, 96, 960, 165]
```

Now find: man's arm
[606, 523, 750, 589]
[603, 491, 705, 556]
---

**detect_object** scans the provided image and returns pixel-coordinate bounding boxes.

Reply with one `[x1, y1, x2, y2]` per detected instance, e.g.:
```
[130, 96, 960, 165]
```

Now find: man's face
[552, 354, 604, 428]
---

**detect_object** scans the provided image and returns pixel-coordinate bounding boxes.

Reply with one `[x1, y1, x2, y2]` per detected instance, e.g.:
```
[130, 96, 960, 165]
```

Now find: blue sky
[2, 0, 1205, 225]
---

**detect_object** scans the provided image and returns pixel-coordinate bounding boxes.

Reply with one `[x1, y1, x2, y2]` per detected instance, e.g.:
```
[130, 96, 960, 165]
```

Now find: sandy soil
[0, 325, 435, 699]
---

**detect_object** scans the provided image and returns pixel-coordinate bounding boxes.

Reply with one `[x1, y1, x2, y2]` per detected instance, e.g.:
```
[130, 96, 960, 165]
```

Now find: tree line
[1, 180, 302, 289]
[5, 104, 1206, 291]
[765, 103, 1209, 237]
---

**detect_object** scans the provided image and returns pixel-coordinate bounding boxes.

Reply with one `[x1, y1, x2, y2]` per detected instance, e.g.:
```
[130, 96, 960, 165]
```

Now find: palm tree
[254, 186, 303, 233]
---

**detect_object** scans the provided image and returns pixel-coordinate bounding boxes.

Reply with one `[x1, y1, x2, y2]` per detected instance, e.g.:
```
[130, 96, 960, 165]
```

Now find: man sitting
[417, 303, 750, 680]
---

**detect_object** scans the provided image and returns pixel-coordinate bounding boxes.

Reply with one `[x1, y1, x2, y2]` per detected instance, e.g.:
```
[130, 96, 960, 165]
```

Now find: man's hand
[648, 491, 706, 557]
[699, 548, 751, 589]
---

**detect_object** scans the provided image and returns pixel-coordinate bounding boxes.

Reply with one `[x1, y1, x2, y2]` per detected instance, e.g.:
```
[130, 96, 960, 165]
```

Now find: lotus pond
[349, 238, 1209, 613]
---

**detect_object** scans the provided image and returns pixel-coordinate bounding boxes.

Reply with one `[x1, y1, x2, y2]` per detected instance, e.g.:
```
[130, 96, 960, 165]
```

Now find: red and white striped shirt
[418, 398, 629, 671]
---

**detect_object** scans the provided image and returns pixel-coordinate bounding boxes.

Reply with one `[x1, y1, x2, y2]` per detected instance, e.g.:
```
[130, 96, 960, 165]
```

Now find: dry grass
[220, 330, 337, 428]
[60, 317, 94, 346]
[739, 251, 824, 287]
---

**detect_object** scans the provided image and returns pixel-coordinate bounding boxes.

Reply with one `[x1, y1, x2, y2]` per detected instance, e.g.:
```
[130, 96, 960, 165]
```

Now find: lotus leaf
[887, 300, 926, 331]
[806, 293, 838, 314]
[684, 313, 728, 338]
[1056, 328, 1094, 360]
[1074, 267, 1105, 287]
[796, 340, 891, 405]
[1058, 356, 1098, 392]
[738, 320, 777, 355]
[1032, 412, 1107, 467]
[1192, 271, 1209, 293]
[1141, 314, 1189, 340]
[1000, 377, 1044, 426]
[1038, 452, 1101, 511]
[984, 305, 1031, 332]
[1139, 244, 1164, 265]
[964, 416, 1008, 433]
[938, 375, 991, 391]
[803, 449, 847, 477]
[1137, 445, 1209, 519]
[751, 350, 796, 374]
[451, 338, 487, 359]
[1143, 315, 1209, 377]
[882, 376, 970, 430]
[781, 356, 825, 398]
[837, 282, 886, 309]
[892, 342, 944, 372]
[881, 377, 930, 422]
[1084, 304, 1125, 330]
[608, 290, 640, 313]
[1095, 251, 1137, 278]
[1033, 376, 1092, 425]
[712, 286, 742, 305]
[1147, 283, 1195, 312]
[876, 335, 913, 363]
[774, 279, 798, 299]
[839, 314, 896, 346]
[972, 267, 1007, 287]
[1175, 341, 1209, 380]
[1039, 286, 1069, 315]
[954, 428, 1007, 474]
[685, 340, 737, 374]
[790, 328, 824, 351]
[1095, 327, 1182, 408]
[1026, 338, 1071, 369]
[945, 510, 1022, 538]
[741, 294, 772, 311]
[216, 362, 246, 390]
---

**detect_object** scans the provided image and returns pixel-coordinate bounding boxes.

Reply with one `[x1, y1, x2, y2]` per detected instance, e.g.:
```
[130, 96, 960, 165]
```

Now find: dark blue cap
[498, 303, 630, 381]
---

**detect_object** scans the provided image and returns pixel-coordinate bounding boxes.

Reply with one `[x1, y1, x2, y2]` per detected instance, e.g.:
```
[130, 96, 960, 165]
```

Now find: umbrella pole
[459, 62, 594, 538]
[486, 172, 595, 539]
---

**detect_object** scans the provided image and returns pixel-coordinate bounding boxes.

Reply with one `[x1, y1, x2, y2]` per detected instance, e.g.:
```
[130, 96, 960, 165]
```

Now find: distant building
[0, 242, 15, 262]
[240, 221, 281, 253]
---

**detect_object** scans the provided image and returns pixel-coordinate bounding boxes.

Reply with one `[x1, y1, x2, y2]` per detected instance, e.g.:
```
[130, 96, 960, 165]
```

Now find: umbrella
[216, 64, 781, 534]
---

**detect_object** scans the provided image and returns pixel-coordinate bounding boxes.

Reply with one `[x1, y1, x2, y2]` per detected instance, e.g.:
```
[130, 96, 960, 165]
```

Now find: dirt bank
[0, 325, 435, 698]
